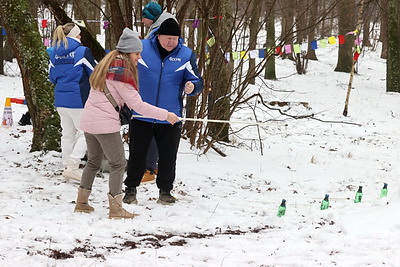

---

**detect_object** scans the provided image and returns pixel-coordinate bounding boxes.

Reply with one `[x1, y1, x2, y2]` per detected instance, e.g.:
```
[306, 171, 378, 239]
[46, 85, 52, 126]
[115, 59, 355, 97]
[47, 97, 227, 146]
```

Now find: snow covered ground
[1, 44, 400, 266]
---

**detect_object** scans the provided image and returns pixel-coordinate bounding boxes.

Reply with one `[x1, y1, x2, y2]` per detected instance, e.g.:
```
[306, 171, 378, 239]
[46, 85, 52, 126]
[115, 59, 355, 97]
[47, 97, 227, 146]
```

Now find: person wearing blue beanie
[142, 2, 162, 28]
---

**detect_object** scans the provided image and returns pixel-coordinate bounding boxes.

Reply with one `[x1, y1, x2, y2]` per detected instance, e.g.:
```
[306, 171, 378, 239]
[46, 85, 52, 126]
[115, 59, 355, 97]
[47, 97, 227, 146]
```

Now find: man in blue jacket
[123, 18, 204, 205]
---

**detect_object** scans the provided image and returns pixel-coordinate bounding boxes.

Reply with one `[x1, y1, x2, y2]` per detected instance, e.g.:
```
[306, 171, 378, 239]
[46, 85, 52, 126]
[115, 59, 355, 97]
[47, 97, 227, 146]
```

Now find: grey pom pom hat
[116, 28, 142, 53]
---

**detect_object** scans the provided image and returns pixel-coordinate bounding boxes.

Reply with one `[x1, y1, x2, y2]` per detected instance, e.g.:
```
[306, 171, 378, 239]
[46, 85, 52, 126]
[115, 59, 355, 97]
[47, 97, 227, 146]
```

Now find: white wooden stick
[131, 115, 286, 126]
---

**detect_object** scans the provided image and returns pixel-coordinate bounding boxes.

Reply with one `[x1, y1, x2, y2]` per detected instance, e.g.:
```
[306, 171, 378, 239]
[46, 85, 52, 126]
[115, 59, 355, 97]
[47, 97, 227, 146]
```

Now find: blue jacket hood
[53, 37, 81, 57]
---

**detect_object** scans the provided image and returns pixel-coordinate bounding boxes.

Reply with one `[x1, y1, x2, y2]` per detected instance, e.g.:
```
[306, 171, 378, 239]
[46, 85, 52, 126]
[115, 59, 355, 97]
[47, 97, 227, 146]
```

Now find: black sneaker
[123, 187, 138, 204]
[157, 190, 176, 205]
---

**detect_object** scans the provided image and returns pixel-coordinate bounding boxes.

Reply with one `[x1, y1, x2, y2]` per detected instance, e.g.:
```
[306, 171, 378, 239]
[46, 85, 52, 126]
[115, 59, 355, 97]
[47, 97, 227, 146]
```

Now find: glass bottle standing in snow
[320, 194, 329, 210]
[277, 199, 286, 217]
[354, 186, 363, 203]
[380, 183, 388, 198]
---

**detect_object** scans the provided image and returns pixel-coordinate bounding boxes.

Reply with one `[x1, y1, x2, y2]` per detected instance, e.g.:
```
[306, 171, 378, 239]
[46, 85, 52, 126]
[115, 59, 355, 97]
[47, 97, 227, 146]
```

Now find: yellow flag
[240, 51, 248, 59]
[328, 36, 336, 45]
[207, 37, 215, 47]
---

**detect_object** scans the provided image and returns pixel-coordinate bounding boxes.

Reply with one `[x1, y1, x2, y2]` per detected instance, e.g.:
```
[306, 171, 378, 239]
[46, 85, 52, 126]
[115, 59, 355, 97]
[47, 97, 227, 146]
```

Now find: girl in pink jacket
[74, 28, 178, 219]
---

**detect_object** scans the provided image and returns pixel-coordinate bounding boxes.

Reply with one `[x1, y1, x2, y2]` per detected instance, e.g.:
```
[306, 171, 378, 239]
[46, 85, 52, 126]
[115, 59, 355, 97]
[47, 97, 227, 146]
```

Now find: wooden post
[343, 0, 365, 117]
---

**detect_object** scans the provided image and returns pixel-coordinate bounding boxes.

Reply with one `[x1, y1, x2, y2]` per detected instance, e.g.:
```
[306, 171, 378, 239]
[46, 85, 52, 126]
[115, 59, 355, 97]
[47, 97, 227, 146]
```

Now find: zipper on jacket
[153, 61, 164, 123]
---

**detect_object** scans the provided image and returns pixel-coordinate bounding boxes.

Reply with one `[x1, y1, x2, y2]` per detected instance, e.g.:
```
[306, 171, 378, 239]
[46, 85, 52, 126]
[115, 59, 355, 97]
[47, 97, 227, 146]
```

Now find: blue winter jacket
[49, 37, 96, 108]
[135, 36, 204, 124]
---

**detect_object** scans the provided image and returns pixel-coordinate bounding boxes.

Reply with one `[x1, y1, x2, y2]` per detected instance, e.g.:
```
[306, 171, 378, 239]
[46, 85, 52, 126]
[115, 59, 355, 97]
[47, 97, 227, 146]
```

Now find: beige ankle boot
[74, 187, 95, 213]
[108, 193, 137, 219]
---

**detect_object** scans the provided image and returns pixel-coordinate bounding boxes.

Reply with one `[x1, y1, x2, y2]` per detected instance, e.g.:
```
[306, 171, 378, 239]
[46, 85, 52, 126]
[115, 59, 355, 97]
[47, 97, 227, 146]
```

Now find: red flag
[353, 51, 360, 61]
[41, 19, 48, 28]
[338, 35, 345, 45]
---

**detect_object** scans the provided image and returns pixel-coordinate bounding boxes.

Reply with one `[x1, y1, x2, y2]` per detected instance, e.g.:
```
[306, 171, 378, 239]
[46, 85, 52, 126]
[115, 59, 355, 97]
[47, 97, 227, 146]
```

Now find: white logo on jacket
[55, 51, 76, 59]
[169, 57, 181, 62]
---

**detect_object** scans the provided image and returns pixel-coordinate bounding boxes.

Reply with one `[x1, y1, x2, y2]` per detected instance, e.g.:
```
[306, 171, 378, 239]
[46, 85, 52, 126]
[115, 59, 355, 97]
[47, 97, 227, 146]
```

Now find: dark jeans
[146, 137, 158, 172]
[129, 123, 158, 172]
[125, 119, 181, 192]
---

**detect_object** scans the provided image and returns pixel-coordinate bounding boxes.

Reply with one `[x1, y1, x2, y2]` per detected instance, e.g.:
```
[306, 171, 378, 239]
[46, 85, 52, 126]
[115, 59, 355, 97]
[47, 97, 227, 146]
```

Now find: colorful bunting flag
[192, 19, 200, 28]
[248, 50, 259, 58]
[284, 44, 292, 54]
[224, 52, 230, 63]
[207, 37, 216, 47]
[76, 20, 85, 27]
[319, 39, 327, 48]
[301, 43, 308, 52]
[1, 27, 6, 36]
[293, 44, 301, 54]
[311, 40, 318, 50]
[328, 36, 336, 45]
[346, 29, 358, 35]
[103, 21, 109, 29]
[338, 35, 345, 45]
[44, 38, 50, 47]
[146, 29, 364, 63]
[41, 19, 48, 28]
[205, 53, 210, 65]
[353, 51, 360, 61]
[232, 52, 239, 60]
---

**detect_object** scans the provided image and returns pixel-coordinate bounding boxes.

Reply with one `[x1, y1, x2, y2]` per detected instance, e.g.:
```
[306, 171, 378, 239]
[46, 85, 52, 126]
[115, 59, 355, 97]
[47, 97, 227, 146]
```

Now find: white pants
[57, 107, 87, 166]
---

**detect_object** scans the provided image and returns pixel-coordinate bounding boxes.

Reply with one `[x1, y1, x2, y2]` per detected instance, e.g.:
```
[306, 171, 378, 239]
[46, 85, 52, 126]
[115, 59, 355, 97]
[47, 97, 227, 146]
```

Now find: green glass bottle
[320, 194, 329, 210]
[380, 183, 388, 198]
[277, 199, 286, 217]
[354, 186, 363, 203]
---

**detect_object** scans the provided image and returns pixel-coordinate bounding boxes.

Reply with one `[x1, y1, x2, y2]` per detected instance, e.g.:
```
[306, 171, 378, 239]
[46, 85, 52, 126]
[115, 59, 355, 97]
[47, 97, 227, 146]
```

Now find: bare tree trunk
[106, 0, 127, 40]
[334, 0, 356, 73]
[386, 0, 400, 92]
[306, 0, 318, 60]
[124, 0, 133, 29]
[380, 0, 388, 59]
[294, 0, 308, 74]
[280, 0, 295, 60]
[248, 0, 262, 85]
[264, 0, 276, 80]
[207, 0, 234, 142]
[0, 22, 4, 75]
[0, 0, 61, 151]
[362, 1, 373, 47]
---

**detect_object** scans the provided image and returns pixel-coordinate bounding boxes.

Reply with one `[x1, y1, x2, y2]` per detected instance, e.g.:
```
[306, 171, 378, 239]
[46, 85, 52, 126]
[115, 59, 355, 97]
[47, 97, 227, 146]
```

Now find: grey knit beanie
[116, 28, 142, 53]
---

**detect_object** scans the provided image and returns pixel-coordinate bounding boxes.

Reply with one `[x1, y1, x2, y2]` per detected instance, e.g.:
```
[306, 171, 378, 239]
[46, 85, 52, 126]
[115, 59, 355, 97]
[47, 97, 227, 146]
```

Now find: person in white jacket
[74, 28, 179, 219]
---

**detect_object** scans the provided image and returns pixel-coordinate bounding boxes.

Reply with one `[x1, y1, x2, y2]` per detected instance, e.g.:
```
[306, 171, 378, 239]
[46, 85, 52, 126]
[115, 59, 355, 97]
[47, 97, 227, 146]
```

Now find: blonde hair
[90, 50, 139, 91]
[52, 23, 77, 49]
